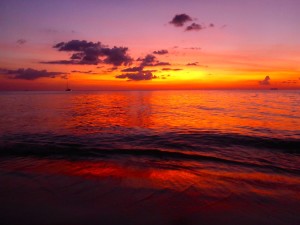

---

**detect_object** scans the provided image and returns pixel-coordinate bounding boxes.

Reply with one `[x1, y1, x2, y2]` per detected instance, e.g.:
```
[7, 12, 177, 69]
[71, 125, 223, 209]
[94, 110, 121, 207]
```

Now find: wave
[1, 131, 300, 175]
[2, 131, 299, 153]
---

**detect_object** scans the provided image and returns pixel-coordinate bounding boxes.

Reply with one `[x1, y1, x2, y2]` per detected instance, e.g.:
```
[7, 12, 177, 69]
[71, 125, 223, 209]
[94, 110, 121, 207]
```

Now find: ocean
[0, 90, 300, 225]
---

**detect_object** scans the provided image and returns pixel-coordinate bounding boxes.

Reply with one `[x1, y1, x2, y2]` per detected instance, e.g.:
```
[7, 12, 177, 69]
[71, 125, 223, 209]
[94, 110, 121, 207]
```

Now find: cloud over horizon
[186, 62, 199, 66]
[115, 71, 157, 81]
[259, 76, 271, 85]
[0, 68, 67, 80]
[162, 68, 182, 71]
[117, 53, 172, 81]
[71, 70, 98, 74]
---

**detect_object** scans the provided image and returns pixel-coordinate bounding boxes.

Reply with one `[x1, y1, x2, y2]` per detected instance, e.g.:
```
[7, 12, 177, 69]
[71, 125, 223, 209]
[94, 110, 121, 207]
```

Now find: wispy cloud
[162, 68, 182, 71]
[153, 49, 168, 55]
[282, 80, 299, 84]
[184, 47, 201, 50]
[16, 39, 26, 45]
[186, 62, 199, 66]
[71, 70, 98, 74]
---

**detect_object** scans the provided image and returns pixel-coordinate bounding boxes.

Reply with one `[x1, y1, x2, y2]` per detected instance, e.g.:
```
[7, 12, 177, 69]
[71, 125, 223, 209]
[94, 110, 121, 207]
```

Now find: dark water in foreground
[0, 90, 300, 225]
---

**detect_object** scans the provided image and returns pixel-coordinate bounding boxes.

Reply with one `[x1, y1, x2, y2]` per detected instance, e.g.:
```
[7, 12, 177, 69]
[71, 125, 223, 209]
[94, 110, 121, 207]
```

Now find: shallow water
[0, 90, 300, 225]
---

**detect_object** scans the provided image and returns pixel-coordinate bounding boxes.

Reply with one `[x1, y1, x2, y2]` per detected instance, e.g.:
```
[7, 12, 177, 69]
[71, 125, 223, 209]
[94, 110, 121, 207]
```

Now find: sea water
[0, 90, 300, 225]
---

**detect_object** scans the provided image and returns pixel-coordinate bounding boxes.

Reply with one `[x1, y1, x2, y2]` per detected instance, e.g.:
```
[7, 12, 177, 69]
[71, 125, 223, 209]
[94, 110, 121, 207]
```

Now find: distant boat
[65, 77, 72, 91]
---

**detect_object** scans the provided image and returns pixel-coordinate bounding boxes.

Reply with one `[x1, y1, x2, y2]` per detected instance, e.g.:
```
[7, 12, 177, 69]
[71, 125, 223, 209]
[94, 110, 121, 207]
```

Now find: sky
[0, 0, 300, 90]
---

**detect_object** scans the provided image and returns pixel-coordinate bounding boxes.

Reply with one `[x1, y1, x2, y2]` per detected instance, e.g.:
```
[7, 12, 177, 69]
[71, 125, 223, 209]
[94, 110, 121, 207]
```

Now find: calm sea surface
[0, 90, 300, 225]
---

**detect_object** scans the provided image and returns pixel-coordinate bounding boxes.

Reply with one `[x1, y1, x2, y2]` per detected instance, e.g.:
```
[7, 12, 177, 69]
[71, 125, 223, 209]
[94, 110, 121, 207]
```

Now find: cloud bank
[0, 68, 67, 80]
[116, 71, 157, 81]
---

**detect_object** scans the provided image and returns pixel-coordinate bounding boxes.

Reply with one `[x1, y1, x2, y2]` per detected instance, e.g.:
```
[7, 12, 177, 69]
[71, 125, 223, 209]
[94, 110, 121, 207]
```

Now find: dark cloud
[170, 14, 215, 32]
[186, 23, 204, 31]
[115, 71, 158, 81]
[144, 69, 158, 73]
[42, 60, 78, 65]
[160, 74, 171, 79]
[153, 49, 168, 55]
[137, 54, 170, 66]
[44, 40, 132, 66]
[71, 70, 98, 74]
[121, 66, 143, 72]
[139, 54, 157, 66]
[102, 47, 132, 66]
[17, 39, 26, 45]
[169, 14, 192, 27]
[119, 53, 171, 81]
[186, 62, 207, 68]
[71, 52, 84, 60]
[105, 67, 118, 72]
[153, 62, 171, 66]
[54, 40, 102, 51]
[162, 68, 182, 71]
[259, 76, 271, 85]
[186, 62, 199, 66]
[0, 68, 67, 80]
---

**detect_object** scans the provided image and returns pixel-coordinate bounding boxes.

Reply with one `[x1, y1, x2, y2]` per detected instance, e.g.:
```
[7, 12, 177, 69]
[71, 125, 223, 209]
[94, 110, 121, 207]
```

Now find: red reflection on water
[2, 157, 299, 201]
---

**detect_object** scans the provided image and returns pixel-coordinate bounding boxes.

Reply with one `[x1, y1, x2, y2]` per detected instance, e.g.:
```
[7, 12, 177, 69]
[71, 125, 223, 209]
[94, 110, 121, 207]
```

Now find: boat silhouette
[65, 77, 72, 91]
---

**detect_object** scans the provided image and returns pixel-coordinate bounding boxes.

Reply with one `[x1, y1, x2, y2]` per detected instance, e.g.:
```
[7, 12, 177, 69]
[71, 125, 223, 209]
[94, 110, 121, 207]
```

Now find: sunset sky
[0, 0, 299, 90]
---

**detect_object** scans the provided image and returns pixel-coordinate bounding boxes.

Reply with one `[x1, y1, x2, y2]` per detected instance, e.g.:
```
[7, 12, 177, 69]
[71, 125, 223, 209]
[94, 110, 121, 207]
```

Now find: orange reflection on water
[57, 90, 300, 138]
[1, 91, 299, 138]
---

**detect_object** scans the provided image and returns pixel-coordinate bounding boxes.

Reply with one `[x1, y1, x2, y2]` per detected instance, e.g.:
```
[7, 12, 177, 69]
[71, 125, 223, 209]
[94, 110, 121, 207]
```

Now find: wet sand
[1, 156, 299, 225]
